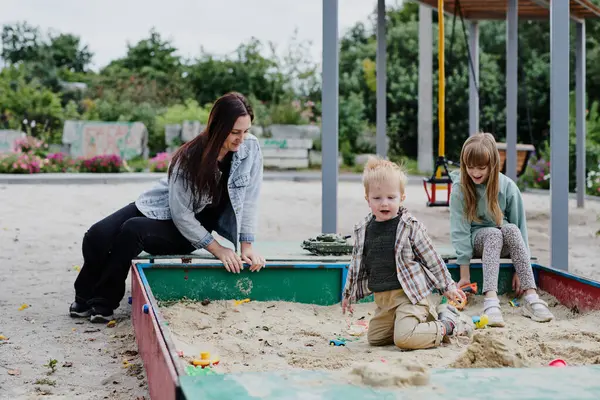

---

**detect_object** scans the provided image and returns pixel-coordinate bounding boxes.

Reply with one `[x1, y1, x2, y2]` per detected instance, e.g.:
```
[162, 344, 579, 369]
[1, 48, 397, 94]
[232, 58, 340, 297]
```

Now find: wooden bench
[496, 142, 535, 178]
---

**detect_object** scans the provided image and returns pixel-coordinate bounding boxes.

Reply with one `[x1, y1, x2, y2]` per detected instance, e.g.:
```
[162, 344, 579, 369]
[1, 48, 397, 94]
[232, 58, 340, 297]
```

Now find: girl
[70, 92, 265, 323]
[449, 132, 554, 327]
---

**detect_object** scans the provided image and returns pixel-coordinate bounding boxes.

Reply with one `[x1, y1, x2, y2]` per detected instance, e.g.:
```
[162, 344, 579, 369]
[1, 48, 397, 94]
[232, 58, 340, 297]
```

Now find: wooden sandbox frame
[130, 241, 600, 399]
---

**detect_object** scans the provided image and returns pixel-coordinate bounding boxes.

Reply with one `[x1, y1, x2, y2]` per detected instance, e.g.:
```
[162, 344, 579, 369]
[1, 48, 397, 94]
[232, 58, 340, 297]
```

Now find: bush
[149, 152, 171, 172]
[0, 153, 44, 174]
[587, 165, 600, 196]
[43, 152, 79, 173]
[268, 99, 316, 125]
[78, 155, 122, 173]
[13, 136, 49, 157]
[521, 156, 551, 190]
[154, 99, 210, 152]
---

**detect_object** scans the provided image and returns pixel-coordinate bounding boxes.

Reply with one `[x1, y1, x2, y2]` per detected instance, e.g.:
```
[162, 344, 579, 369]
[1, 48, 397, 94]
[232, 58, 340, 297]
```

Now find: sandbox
[130, 241, 600, 399]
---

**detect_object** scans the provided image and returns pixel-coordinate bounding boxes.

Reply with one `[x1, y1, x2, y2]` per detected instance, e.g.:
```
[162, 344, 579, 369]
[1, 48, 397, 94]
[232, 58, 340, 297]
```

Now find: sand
[159, 291, 600, 379]
[0, 178, 599, 398]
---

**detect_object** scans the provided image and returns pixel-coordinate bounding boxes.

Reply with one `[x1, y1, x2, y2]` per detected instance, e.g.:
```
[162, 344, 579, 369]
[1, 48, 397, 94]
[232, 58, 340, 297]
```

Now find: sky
[1, 0, 404, 71]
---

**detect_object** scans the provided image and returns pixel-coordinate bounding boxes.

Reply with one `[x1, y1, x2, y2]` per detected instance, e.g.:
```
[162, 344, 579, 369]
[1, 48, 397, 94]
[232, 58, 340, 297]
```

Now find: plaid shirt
[342, 207, 457, 305]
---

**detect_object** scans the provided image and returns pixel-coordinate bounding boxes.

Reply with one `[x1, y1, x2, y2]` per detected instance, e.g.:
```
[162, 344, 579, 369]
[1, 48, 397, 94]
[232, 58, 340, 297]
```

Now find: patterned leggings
[473, 224, 537, 294]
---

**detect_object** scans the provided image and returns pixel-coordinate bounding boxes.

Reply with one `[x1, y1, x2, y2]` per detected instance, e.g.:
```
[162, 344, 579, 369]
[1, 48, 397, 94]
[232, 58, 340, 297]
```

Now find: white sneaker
[483, 302, 505, 327]
[436, 304, 475, 337]
[523, 297, 555, 323]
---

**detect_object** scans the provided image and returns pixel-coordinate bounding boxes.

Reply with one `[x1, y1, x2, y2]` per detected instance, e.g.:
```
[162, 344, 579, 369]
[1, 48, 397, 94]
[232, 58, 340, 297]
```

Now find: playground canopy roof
[417, 0, 600, 20]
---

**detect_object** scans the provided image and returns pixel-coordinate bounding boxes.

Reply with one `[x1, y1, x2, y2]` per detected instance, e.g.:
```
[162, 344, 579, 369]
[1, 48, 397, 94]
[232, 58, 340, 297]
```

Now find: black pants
[74, 202, 195, 310]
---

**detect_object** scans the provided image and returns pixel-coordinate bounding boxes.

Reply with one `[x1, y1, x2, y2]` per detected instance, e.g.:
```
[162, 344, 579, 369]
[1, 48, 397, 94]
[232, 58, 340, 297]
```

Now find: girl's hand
[241, 245, 266, 272]
[512, 272, 523, 297]
[457, 277, 471, 289]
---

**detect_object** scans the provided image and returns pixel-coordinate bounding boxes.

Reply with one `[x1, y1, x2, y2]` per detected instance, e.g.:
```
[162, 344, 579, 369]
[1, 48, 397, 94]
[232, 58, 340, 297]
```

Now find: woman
[70, 92, 265, 323]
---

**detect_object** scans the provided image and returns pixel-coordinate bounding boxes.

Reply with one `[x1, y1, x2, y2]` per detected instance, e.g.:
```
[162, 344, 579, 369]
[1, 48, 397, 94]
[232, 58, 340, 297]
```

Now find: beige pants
[367, 288, 444, 350]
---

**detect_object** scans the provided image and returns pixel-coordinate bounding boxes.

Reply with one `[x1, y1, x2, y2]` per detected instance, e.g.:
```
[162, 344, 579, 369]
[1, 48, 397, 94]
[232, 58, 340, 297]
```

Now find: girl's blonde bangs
[462, 141, 491, 168]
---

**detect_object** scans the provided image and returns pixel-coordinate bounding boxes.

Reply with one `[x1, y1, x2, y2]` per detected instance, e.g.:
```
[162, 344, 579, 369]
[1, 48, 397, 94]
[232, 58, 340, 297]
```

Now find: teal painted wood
[143, 266, 345, 305]
[179, 365, 600, 399]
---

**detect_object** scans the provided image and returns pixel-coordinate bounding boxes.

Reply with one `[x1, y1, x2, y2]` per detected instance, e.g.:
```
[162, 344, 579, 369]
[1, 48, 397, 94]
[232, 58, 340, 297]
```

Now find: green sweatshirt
[449, 170, 529, 265]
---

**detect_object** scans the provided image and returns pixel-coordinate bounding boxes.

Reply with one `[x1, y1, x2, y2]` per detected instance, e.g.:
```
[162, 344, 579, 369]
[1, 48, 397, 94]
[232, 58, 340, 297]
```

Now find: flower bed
[520, 155, 600, 197]
[587, 166, 600, 196]
[0, 136, 124, 174]
[149, 152, 171, 173]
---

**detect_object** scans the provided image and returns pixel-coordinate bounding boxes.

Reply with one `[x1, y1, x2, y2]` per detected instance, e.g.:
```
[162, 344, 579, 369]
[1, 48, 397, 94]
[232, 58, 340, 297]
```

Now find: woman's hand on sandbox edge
[241, 243, 266, 272]
[206, 241, 244, 273]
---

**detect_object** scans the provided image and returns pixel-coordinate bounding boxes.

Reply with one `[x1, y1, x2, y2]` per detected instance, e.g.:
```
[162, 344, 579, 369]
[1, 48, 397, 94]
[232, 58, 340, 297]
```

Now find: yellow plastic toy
[191, 352, 220, 368]
[233, 298, 250, 306]
[448, 296, 467, 311]
[472, 314, 489, 329]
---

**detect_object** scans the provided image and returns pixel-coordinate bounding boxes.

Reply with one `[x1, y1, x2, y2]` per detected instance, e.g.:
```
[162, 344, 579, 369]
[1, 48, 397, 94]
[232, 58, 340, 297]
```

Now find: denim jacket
[135, 134, 263, 250]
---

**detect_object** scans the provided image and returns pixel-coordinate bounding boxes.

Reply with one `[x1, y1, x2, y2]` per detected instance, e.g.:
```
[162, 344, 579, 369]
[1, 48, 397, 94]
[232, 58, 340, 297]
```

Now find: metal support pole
[550, 1, 570, 270]
[469, 21, 479, 136]
[576, 22, 586, 208]
[506, 0, 518, 181]
[376, 0, 387, 158]
[321, 0, 339, 234]
[418, 4, 433, 173]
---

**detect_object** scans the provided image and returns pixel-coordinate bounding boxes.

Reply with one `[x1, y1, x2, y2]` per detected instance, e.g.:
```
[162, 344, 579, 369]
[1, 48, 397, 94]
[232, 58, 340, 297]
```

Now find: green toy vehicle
[301, 234, 353, 256]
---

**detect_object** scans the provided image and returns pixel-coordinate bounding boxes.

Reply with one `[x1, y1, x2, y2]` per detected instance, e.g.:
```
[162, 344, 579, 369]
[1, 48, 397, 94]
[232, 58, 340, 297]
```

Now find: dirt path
[0, 180, 598, 399]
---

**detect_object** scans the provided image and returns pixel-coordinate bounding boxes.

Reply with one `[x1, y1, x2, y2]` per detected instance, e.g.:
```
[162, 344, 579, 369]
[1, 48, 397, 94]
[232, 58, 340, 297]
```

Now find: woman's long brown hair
[168, 92, 254, 209]
[459, 132, 503, 226]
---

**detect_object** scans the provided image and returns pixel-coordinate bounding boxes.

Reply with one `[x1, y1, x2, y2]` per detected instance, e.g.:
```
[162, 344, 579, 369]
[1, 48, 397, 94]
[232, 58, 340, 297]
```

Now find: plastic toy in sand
[233, 298, 250, 306]
[471, 314, 489, 329]
[346, 319, 369, 336]
[329, 339, 346, 346]
[441, 282, 478, 311]
[191, 352, 220, 368]
[549, 359, 567, 367]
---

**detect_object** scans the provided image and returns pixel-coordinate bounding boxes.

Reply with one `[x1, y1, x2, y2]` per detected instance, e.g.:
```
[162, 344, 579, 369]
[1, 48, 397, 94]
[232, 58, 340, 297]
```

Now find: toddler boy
[342, 157, 473, 349]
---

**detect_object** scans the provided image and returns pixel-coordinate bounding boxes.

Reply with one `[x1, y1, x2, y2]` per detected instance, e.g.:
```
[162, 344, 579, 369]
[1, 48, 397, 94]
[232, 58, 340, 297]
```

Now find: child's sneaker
[436, 304, 474, 338]
[522, 295, 554, 322]
[69, 301, 92, 318]
[90, 306, 114, 323]
[483, 298, 505, 327]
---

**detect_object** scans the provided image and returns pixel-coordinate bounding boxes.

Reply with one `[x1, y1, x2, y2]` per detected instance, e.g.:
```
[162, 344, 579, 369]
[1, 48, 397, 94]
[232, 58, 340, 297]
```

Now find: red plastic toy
[548, 358, 567, 367]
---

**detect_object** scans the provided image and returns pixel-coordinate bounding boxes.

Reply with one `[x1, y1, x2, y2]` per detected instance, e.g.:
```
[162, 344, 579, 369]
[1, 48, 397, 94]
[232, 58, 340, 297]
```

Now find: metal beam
[413, 0, 588, 23]
[321, 0, 339, 234]
[418, 4, 434, 174]
[376, 0, 387, 158]
[468, 21, 479, 136]
[576, 21, 586, 208]
[505, 0, 518, 181]
[550, 0, 570, 270]
[529, 0, 585, 23]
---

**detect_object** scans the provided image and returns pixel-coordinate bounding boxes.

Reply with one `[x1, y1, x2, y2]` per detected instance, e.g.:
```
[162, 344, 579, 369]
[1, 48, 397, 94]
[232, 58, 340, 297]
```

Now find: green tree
[0, 65, 64, 141]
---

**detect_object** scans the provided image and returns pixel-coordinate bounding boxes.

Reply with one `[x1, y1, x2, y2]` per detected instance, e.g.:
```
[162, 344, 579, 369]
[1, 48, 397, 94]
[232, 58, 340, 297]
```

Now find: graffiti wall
[0, 130, 26, 153]
[62, 121, 149, 160]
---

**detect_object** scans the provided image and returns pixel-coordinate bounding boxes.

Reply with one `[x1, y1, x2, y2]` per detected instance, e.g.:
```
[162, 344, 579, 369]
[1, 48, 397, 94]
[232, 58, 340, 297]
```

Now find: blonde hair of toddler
[362, 156, 407, 196]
